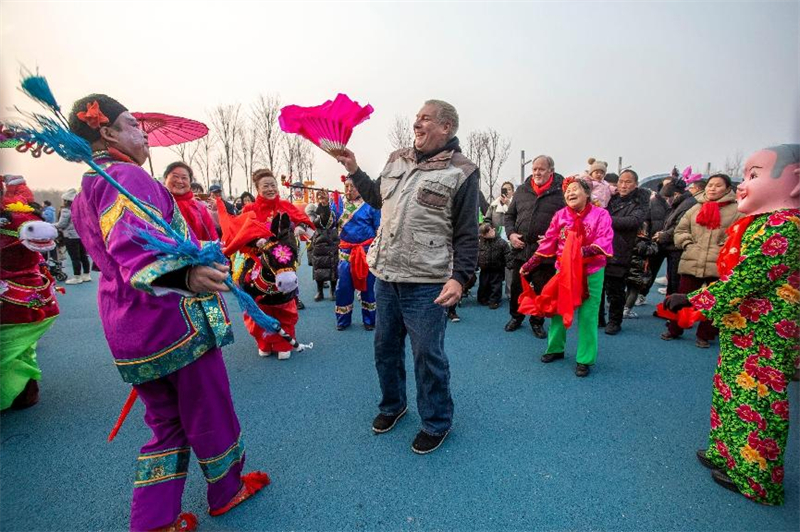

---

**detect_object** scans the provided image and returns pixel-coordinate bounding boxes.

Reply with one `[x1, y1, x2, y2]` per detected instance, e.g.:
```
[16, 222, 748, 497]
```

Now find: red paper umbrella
[131, 112, 209, 147]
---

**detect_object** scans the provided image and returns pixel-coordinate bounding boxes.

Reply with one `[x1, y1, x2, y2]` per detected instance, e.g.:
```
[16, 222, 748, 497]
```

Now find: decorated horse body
[235, 213, 300, 306]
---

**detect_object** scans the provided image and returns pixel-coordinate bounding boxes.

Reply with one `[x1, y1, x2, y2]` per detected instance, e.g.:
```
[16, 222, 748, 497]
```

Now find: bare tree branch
[194, 133, 217, 190]
[209, 104, 241, 198]
[167, 140, 202, 172]
[237, 105, 261, 194]
[252, 93, 283, 175]
[723, 149, 744, 178]
[482, 128, 511, 201]
[387, 114, 414, 151]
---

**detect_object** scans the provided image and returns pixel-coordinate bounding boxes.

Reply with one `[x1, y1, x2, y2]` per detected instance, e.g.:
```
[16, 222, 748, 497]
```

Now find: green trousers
[1, 317, 55, 410]
[545, 268, 604, 366]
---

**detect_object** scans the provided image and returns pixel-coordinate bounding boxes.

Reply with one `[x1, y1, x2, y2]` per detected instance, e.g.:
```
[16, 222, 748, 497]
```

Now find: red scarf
[243, 195, 314, 228]
[173, 191, 217, 241]
[532, 174, 554, 196]
[717, 214, 757, 278]
[518, 204, 590, 328]
[696, 200, 733, 229]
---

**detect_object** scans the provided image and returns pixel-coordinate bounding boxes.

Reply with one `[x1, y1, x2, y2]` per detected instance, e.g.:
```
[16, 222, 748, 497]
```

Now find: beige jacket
[367, 148, 477, 283]
[674, 189, 741, 278]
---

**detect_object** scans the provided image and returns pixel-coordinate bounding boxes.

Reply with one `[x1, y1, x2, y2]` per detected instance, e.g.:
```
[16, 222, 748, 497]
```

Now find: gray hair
[424, 99, 459, 139]
[532, 155, 555, 172]
[765, 144, 800, 178]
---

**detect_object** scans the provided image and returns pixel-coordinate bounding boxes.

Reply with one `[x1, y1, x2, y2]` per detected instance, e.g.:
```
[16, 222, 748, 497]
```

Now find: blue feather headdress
[11, 70, 310, 350]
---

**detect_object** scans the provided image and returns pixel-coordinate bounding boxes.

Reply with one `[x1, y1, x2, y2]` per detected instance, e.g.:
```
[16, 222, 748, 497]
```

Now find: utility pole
[618, 156, 623, 175]
[520, 150, 531, 184]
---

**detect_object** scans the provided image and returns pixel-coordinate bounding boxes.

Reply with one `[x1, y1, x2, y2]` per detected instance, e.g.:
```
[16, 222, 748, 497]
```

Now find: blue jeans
[374, 279, 453, 436]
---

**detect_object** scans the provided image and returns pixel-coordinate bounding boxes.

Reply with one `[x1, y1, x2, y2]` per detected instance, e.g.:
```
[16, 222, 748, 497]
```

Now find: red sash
[340, 238, 374, 292]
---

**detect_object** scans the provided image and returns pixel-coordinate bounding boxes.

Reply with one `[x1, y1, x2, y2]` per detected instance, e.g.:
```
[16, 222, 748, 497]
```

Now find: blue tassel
[21, 71, 61, 114]
[12, 115, 92, 162]
[228, 283, 281, 332]
[132, 226, 281, 332]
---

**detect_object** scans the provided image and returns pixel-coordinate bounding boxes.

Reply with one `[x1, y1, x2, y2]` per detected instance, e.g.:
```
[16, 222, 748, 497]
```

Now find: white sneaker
[635, 294, 647, 306]
[65, 277, 82, 285]
[258, 349, 272, 357]
[81, 273, 92, 282]
[655, 276, 668, 286]
[657, 287, 667, 295]
[277, 351, 291, 360]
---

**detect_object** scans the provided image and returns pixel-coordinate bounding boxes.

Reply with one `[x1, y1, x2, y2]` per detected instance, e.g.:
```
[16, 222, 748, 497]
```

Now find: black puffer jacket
[649, 193, 669, 235]
[310, 206, 339, 282]
[605, 187, 649, 277]
[658, 191, 698, 252]
[627, 228, 660, 290]
[478, 236, 510, 271]
[504, 174, 565, 265]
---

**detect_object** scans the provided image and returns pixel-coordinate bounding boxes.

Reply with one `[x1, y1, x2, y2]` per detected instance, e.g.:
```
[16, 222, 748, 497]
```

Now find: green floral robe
[689, 208, 800, 505]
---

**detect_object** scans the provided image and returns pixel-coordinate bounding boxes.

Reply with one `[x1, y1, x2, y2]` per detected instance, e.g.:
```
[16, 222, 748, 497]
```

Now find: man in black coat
[504, 155, 565, 337]
[638, 189, 670, 302]
[603, 169, 648, 335]
[653, 180, 699, 295]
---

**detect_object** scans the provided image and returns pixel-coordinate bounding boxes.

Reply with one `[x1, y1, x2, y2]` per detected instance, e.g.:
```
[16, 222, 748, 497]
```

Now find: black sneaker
[696, 449, 719, 470]
[531, 323, 547, 339]
[541, 352, 565, 363]
[504, 318, 522, 332]
[313, 292, 324, 302]
[296, 298, 305, 310]
[447, 310, 461, 322]
[604, 322, 621, 335]
[711, 469, 740, 494]
[575, 363, 590, 377]
[411, 430, 449, 455]
[364, 323, 375, 331]
[372, 407, 407, 434]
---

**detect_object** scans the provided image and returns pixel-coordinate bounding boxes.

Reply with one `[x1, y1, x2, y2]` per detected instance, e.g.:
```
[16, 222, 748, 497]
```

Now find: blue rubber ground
[1, 257, 798, 531]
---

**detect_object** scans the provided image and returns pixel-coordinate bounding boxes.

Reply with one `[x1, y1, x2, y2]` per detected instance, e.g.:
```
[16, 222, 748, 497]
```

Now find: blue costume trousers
[335, 258, 376, 328]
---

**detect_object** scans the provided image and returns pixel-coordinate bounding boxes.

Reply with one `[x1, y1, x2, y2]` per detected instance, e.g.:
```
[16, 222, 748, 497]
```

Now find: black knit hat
[661, 180, 687, 197]
[68, 94, 128, 143]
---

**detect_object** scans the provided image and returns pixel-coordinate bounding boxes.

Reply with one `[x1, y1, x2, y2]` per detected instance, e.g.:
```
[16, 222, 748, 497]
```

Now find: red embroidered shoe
[208, 471, 270, 517]
[149, 512, 198, 532]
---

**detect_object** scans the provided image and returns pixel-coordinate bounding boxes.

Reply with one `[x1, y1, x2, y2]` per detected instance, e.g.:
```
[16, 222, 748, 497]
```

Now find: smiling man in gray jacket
[336, 99, 479, 454]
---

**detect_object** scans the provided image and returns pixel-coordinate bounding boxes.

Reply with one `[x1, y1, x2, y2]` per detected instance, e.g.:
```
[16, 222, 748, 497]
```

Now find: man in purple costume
[69, 94, 268, 532]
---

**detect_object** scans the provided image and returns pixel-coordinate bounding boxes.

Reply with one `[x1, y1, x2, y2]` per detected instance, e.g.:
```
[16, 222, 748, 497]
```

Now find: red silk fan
[279, 94, 374, 157]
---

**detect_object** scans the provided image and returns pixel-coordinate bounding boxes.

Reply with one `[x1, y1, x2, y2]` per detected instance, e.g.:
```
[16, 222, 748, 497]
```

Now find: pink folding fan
[279, 94, 374, 157]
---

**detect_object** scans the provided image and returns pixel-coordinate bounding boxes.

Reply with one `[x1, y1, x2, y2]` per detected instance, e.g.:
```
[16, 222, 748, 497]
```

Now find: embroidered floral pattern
[693, 209, 799, 505]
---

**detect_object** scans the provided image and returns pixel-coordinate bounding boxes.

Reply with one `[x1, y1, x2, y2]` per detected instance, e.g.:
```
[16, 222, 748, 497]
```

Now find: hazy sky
[1, 1, 798, 195]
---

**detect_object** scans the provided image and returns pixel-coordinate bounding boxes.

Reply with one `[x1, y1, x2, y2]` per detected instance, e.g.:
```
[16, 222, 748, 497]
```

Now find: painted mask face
[105, 112, 149, 165]
[737, 149, 800, 215]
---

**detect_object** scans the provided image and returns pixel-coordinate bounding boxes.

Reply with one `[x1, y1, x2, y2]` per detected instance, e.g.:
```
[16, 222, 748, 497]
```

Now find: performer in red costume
[0, 181, 60, 410]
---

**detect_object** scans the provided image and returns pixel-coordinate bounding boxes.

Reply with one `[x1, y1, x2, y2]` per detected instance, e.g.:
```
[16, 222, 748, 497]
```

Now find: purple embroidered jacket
[72, 152, 232, 384]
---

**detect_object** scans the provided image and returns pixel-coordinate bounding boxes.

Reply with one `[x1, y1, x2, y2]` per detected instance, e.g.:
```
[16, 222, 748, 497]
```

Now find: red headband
[562, 175, 582, 192]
